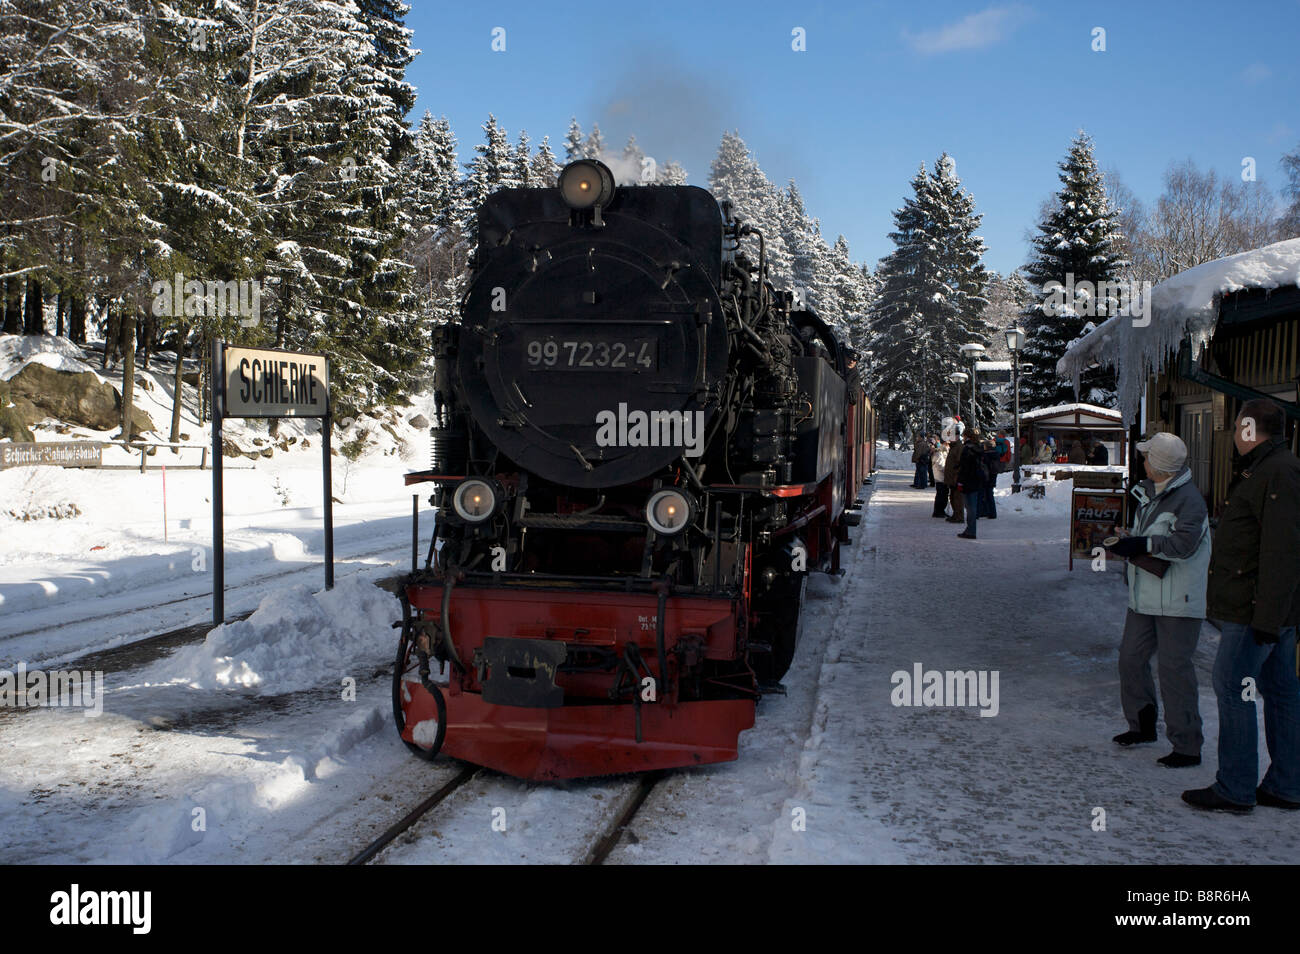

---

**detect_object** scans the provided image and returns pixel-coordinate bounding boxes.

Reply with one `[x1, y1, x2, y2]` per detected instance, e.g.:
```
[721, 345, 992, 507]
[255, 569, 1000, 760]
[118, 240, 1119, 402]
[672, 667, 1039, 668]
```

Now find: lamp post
[1005, 326, 1025, 493]
[948, 371, 968, 436]
[959, 342, 986, 428]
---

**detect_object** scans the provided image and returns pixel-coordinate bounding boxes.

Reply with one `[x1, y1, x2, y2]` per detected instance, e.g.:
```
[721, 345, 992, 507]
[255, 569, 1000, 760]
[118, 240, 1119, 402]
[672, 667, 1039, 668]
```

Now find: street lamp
[959, 342, 986, 427]
[948, 371, 968, 437]
[1005, 326, 1025, 493]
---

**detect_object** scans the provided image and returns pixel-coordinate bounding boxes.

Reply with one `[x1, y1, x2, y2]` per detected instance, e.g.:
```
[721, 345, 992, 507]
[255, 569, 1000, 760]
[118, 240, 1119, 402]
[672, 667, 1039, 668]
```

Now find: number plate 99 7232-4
[524, 338, 657, 371]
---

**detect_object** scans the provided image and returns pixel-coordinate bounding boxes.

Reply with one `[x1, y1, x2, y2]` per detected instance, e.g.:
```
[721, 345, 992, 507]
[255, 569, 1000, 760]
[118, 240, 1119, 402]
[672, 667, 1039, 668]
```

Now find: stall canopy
[1020, 402, 1127, 464]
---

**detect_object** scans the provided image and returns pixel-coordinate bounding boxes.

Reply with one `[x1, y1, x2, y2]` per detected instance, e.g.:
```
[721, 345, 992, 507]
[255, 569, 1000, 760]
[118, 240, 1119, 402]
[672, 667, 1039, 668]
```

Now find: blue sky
[404, 0, 1300, 275]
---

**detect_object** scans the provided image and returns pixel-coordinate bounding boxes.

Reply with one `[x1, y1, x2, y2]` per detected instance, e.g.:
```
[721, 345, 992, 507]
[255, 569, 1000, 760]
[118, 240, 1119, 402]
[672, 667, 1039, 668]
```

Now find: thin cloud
[904, 5, 1031, 55]
[1265, 120, 1294, 145]
[1240, 63, 1272, 84]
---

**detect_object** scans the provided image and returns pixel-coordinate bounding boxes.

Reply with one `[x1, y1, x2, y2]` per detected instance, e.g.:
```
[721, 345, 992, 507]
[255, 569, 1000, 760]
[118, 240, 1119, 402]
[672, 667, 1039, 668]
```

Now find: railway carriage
[394, 159, 873, 779]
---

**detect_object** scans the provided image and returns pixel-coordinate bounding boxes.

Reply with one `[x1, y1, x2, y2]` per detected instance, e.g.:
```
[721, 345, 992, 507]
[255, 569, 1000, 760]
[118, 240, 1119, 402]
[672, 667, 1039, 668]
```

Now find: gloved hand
[1106, 536, 1149, 558]
[1252, 629, 1280, 646]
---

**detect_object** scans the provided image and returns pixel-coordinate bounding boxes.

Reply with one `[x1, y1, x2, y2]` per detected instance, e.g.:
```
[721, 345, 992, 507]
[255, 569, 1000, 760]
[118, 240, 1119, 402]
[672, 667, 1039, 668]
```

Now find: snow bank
[146, 578, 397, 693]
[1058, 237, 1300, 425]
[0, 333, 97, 381]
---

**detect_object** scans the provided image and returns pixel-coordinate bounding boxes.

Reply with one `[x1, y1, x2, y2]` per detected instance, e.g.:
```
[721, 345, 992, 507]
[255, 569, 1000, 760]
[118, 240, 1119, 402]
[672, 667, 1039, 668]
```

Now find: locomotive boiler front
[454, 165, 731, 489]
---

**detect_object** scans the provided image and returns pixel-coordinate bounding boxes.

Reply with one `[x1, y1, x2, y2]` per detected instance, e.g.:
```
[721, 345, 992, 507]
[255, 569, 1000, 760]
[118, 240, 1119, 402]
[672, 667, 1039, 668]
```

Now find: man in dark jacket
[956, 430, 993, 539]
[911, 438, 930, 489]
[942, 437, 965, 524]
[1183, 399, 1300, 813]
[1089, 439, 1109, 466]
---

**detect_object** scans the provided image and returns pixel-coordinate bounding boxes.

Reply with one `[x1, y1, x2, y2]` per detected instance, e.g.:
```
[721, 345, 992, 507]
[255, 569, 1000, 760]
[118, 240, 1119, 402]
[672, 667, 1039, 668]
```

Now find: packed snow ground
[1, 451, 1297, 863]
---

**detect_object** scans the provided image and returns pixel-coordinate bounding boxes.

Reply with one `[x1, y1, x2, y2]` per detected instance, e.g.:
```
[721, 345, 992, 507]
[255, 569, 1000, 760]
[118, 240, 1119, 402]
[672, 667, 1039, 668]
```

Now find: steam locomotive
[394, 159, 875, 779]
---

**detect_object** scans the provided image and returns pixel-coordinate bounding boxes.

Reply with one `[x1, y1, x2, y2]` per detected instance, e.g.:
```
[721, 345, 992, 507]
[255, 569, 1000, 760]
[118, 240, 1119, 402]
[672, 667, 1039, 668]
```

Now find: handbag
[1127, 553, 1170, 579]
[1103, 535, 1170, 578]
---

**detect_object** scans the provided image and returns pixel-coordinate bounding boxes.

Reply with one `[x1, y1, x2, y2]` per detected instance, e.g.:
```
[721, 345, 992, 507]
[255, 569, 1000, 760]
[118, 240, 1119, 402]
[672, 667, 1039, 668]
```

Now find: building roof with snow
[1057, 237, 1300, 424]
[1019, 402, 1122, 423]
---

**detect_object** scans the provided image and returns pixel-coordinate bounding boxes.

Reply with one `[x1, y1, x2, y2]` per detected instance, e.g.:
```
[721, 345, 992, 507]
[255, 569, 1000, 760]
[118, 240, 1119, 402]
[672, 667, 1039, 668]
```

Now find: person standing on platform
[1104, 432, 1210, 769]
[1183, 399, 1300, 813]
[979, 433, 998, 520]
[931, 439, 950, 518]
[943, 435, 965, 524]
[912, 437, 931, 489]
[956, 430, 991, 539]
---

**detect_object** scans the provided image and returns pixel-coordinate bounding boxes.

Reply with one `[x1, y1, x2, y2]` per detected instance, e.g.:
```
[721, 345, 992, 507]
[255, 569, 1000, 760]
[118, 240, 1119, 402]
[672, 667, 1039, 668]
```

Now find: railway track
[346, 766, 668, 866]
[581, 771, 666, 865]
[347, 765, 481, 865]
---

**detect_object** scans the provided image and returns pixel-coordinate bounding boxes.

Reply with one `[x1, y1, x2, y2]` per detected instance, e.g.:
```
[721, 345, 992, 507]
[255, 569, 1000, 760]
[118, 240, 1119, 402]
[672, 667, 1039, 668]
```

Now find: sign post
[1069, 471, 1127, 571]
[212, 341, 225, 626]
[212, 342, 332, 626]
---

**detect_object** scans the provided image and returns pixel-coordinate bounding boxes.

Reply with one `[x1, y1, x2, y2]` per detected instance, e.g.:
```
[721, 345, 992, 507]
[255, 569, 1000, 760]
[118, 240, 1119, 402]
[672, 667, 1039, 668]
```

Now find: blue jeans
[913, 462, 929, 488]
[1211, 621, 1300, 805]
[963, 491, 980, 536]
[980, 472, 997, 517]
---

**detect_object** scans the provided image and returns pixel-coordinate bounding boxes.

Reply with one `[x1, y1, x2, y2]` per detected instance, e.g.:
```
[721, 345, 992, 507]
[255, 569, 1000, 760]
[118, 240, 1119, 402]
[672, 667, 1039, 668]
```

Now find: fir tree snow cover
[866, 154, 993, 436]
[1020, 132, 1128, 410]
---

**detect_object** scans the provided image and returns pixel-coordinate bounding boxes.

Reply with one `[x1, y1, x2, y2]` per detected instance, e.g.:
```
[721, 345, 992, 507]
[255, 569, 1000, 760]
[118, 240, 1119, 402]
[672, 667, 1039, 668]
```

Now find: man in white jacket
[1104, 433, 1211, 768]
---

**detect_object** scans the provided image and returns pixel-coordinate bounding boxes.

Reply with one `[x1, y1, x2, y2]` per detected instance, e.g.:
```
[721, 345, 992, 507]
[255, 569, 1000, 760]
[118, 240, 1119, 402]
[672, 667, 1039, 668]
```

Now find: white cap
[1136, 432, 1188, 474]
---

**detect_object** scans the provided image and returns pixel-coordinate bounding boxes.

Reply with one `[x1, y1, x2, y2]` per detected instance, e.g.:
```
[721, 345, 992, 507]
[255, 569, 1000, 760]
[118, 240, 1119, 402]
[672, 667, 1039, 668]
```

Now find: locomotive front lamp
[645, 488, 695, 536]
[559, 159, 616, 210]
[452, 479, 499, 524]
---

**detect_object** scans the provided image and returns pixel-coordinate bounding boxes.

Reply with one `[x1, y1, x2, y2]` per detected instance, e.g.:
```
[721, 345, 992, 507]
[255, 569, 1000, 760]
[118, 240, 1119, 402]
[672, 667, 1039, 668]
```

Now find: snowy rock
[407, 413, 429, 430]
[4, 362, 153, 433]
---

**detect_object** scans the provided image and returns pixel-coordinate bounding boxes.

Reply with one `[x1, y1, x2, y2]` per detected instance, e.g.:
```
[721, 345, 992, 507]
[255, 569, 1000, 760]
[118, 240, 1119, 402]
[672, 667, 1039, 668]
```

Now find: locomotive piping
[653, 576, 672, 700]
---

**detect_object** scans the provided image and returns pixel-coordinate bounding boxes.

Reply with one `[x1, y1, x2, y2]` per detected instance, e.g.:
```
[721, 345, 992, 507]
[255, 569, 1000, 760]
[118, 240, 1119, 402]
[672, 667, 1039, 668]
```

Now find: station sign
[0, 441, 102, 469]
[223, 346, 328, 419]
[212, 342, 333, 626]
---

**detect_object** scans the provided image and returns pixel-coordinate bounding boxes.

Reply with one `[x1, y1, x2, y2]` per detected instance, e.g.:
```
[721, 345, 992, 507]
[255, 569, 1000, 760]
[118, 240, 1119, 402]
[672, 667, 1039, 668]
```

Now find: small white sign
[224, 346, 328, 418]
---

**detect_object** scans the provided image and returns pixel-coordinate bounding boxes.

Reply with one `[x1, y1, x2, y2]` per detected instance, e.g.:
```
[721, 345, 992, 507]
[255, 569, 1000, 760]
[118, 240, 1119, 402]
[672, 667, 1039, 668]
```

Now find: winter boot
[1182, 787, 1252, 813]
[1113, 704, 1157, 745]
[1256, 787, 1300, 810]
[1157, 751, 1201, 768]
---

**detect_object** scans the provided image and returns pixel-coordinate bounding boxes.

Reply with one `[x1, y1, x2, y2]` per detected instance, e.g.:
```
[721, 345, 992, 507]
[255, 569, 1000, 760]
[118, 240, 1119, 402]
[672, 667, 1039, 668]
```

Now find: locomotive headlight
[645, 488, 695, 537]
[452, 479, 498, 524]
[559, 159, 615, 209]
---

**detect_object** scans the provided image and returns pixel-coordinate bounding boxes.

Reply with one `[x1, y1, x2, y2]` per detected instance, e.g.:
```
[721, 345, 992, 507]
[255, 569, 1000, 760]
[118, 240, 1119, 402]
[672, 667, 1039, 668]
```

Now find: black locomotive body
[397, 160, 874, 779]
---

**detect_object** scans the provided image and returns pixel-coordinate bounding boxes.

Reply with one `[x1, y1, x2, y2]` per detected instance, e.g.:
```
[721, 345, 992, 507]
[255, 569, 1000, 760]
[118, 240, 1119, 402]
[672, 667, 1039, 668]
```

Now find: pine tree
[513, 130, 533, 187]
[563, 117, 584, 162]
[530, 136, 560, 186]
[828, 236, 870, 337]
[707, 131, 792, 287]
[656, 160, 688, 185]
[867, 155, 990, 435]
[583, 122, 606, 159]
[1021, 132, 1127, 408]
[459, 114, 514, 242]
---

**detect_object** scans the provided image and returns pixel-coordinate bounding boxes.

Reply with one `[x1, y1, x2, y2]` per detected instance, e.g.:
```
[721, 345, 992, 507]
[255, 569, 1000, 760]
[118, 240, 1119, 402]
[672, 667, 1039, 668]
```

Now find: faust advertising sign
[1069, 490, 1126, 569]
[0, 441, 102, 469]
[223, 346, 328, 418]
